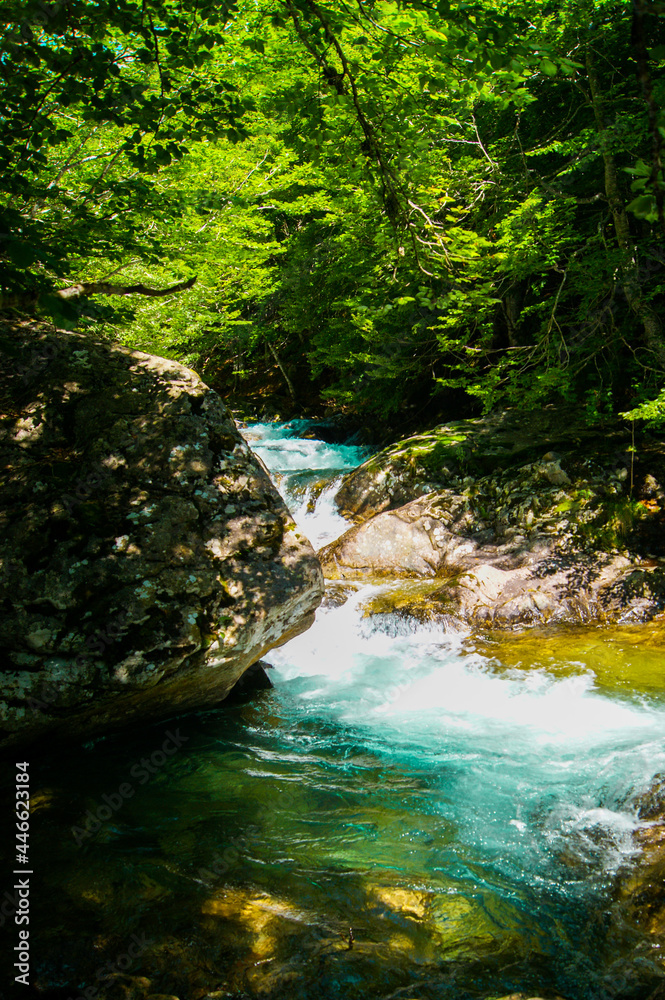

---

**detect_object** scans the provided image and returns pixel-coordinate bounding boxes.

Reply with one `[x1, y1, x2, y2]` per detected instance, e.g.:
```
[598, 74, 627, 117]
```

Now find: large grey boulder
[0, 321, 323, 748]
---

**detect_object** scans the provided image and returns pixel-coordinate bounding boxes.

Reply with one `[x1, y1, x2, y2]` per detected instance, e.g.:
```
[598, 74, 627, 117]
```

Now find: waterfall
[242, 419, 369, 547]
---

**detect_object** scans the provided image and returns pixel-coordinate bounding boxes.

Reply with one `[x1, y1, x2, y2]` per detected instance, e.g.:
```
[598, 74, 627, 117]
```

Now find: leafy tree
[2, 0, 664, 430]
[0, 0, 246, 300]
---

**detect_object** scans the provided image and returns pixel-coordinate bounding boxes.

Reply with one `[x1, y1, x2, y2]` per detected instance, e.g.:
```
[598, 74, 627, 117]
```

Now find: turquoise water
[8, 421, 665, 1000]
[242, 419, 369, 547]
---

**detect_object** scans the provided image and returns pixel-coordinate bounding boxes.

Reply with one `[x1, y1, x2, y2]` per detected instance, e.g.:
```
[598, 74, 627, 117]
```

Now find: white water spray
[246, 421, 665, 883]
[242, 420, 367, 547]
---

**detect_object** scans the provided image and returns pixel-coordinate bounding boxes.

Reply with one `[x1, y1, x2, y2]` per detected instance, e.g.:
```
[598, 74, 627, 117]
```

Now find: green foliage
[625, 156, 665, 223]
[2, 0, 665, 428]
[584, 496, 652, 552]
[621, 389, 665, 426]
[0, 0, 247, 294]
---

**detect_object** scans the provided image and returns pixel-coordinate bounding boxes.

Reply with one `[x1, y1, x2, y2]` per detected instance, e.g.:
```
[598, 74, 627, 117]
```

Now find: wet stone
[323, 410, 665, 626]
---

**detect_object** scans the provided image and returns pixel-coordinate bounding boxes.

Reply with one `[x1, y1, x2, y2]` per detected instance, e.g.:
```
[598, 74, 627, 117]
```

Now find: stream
[6, 420, 665, 1000]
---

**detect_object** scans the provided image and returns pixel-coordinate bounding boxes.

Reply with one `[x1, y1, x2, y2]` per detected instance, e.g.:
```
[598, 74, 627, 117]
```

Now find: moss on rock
[0, 321, 324, 748]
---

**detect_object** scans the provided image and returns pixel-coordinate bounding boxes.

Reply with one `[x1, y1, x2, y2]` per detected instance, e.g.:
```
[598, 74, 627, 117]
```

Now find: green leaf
[624, 159, 652, 177]
[626, 193, 658, 221]
[539, 58, 557, 76]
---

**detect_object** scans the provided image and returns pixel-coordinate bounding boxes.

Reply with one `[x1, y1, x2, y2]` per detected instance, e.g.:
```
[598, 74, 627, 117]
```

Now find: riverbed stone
[488, 996, 566, 1000]
[321, 415, 665, 625]
[201, 888, 304, 962]
[619, 777, 665, 967]
[0, 320, 324, 749]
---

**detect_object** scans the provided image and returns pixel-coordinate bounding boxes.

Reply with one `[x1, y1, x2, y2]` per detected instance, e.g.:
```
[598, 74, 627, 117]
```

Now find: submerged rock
[0, 321, 323, 748]
[322, 412, 665, 626]
[628, 778, 665, 926]
[489, 996, 568, 1000]
[201, 887, 306, 962]
[615, 778, 665, 983]
[225, 658, 273, 701]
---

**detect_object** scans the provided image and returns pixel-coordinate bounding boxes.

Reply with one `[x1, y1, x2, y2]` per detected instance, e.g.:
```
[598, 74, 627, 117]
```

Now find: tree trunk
[585, 40, 665, 368]
[57, 276, 196, 300]
[502, 280, 527, 347]
[267, 341, 296, 401]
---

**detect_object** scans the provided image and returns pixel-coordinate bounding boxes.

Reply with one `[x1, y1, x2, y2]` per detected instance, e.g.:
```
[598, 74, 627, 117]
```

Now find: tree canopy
[2, 0, 665, 430]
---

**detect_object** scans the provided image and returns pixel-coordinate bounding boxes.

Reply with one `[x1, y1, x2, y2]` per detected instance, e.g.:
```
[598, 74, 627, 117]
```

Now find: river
[9, 420, 665, 1000]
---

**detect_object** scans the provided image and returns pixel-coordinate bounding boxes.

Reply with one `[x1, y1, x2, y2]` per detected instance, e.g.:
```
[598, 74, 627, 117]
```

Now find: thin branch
[97, 260, 140, 280]
[15, 52, 85, 149]
[47, 128, 99, 188]
[57, 276, 196, 300]
[513, 111, 531, 182]
[79, 146, 126, 208]
[147, 6, 167, 106]
[267, 341, 296, 400]
[282, 0, 456, 274]
[353, 0, 421, 48]
[472, 113, 497, 172]
[233, 151, 271, 194]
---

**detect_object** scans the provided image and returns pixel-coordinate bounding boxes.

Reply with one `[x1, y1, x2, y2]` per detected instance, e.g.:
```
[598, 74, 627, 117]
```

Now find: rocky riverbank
[620, 775, 665, 975]
[320, 409, 665, 978]
[320, 407, 665, 626]
[0, 321, 323, 749]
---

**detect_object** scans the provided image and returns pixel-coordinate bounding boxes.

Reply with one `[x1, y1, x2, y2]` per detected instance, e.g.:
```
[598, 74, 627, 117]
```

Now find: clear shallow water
[8, 421, 665, 1000]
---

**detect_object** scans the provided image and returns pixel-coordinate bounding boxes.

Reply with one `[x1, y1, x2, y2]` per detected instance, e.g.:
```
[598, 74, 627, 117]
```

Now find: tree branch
[79, 146, 127, 208]
[56, 276, 197, 300]
[282, 0, 454, 274]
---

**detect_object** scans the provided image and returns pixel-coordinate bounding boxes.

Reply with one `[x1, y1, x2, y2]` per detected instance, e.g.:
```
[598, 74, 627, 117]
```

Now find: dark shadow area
[0, 320, 321, 751]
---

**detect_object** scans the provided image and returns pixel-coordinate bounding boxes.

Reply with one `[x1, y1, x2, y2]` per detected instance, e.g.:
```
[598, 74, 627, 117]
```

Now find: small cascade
[241, 419, 369, 547]
[247, 420, 665, 993]
[266, 585, 665, 884]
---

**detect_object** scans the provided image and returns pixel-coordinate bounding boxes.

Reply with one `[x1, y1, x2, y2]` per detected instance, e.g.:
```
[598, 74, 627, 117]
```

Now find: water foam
[248, 420, 665, 888]
[241, 420, 368, 546]
[287, 480, 352, 548]
[270, 588, 662, 741]
[266, 587, 665, 879]
[243, 420, 368, 473]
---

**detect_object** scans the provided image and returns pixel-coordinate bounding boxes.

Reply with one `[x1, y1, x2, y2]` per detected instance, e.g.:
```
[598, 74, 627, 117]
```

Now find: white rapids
[243, 420, 665, 887]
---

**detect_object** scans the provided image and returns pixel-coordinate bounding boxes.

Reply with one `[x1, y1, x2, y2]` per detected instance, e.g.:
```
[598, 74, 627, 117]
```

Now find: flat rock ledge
[320, 441, 665, 626]
[0, 321, 324, 749]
